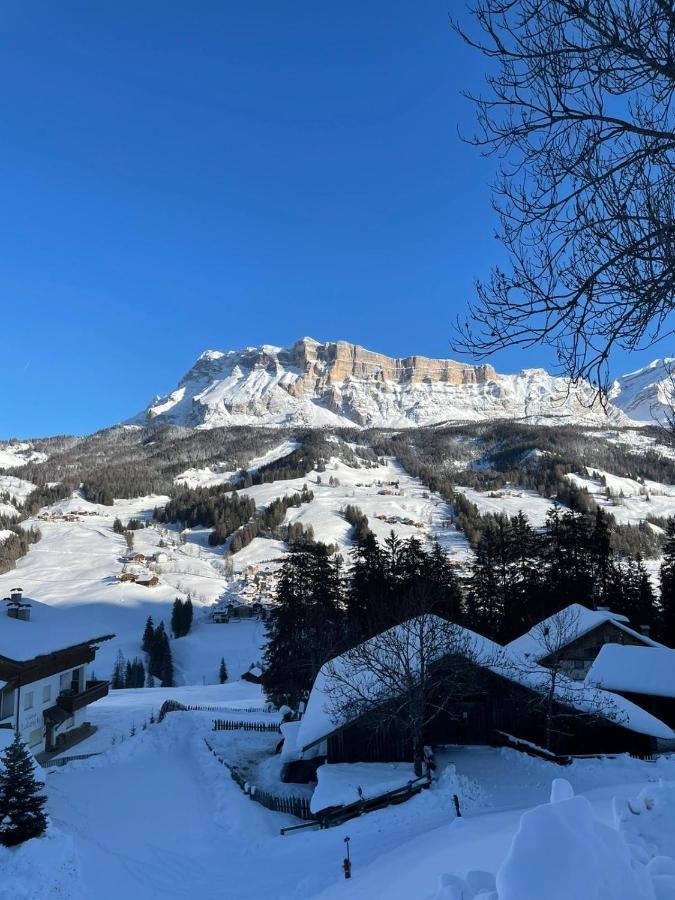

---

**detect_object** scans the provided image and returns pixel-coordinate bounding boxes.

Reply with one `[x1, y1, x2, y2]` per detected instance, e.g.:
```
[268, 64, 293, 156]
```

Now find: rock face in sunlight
[130, 337, 632, 430]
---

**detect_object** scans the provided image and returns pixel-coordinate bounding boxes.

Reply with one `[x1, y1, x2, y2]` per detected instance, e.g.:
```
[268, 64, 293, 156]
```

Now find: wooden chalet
[241, 665, 263, 684]
[288, 616, 673, 781]
[0, 590, 113, 756]
[507, 603, 661, 681]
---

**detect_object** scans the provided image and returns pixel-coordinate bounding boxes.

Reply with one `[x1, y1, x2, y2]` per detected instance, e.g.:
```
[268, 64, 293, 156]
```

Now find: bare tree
[507, 607, 624, 750]
[453, 1, 675, 393]
[322, 613, 486, 776]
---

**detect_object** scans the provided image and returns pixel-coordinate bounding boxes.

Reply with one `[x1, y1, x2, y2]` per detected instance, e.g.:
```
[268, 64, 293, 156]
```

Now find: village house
[506, 603, 662, 681]
[136, 574, 159, 588]
[241, 664, 263, 684]
[0, 590, 113, 759]
[283, 615, 673, 782]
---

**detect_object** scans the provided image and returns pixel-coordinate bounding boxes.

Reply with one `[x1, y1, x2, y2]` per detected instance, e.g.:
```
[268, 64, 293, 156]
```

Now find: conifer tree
[262, 543, 343, 707]
[0, 733, 47, 847]
[184, 597, 193, 635]
[111, 649, 126, 689]
[160, 636, 174, 688]
[218, 657, 228, 684]
[171, 598, 183, 638]
[141, 616, 155, 653]
[589, 508, 613, 603]
[149, 621, 167, 679]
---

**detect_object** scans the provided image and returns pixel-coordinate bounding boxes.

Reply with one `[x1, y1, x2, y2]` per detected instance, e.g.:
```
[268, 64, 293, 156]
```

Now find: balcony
[57, 680, 109, 714]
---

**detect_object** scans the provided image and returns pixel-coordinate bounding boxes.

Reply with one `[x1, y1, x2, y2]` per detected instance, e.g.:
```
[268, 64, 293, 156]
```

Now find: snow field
[0, 473, 37, 505]
[217, 455, 471, 563]
[0, 490, 268, 686]
[453, 486, 557, 528]
[174, 438, 301, 488]
[0, 442, 47, 470]
[566, 467, 675, 525]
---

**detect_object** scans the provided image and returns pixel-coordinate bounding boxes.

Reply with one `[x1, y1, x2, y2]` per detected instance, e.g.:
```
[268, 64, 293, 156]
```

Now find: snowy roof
[507, 604, 661, 663]
[586, 644, 675, 698]
[297, 616, 674, 750]
[0, 597, 114, 664]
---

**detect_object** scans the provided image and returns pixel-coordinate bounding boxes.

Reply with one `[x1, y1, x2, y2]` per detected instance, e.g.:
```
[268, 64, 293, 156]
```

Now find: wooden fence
[159, 699, 274, 720]
[280, 772, 433, 835]
[45, 751, 102, 768]
[204, 738, 314, 821]
[213, 719, 280, 733]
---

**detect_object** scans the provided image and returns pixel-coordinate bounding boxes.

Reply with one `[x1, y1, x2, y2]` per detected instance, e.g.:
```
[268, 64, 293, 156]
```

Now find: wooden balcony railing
[57, 680, 109, 714]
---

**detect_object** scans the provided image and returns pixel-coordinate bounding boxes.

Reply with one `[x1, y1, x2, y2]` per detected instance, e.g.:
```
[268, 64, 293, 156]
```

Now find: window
[574, 659, 586, 669]
[28, 727, 43, 748]
[0, 690, 15, 721]
[23, 691, 33, 711]
[59, 671, 71, 692]
[42, 685, 52, 703]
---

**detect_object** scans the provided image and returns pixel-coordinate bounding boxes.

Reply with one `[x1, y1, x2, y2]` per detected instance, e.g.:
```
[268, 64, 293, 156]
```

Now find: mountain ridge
[610, 358, 675, 425]
[130, 337, 637, 430]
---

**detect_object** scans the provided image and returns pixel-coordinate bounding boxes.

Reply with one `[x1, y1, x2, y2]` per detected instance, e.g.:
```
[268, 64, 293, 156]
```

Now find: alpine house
[0, 590, 113, 757]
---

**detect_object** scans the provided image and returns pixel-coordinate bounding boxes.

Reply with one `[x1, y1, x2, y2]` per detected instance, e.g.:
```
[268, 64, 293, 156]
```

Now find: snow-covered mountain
[609, 358, 675, 425]
[130, 337, 633, 430]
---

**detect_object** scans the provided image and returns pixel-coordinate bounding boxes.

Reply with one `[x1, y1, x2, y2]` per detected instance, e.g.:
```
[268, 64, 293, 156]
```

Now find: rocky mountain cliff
[609, 359, 675, 426]
[130, 337, 632, 429]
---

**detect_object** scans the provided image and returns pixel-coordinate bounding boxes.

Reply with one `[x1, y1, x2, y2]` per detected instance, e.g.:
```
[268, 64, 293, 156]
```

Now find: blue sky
[1, 1, 673, 438]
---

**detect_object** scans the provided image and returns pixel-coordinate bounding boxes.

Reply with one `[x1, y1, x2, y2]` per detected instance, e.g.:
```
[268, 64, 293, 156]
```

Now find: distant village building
[0, 590, 113, 758]
[210, 599, 266, 623]
[136, 574, 159, 588]
[241, 665, 263, 684]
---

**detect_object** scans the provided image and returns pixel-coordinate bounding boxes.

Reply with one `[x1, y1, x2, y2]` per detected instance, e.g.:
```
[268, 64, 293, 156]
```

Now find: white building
[0, 590, 113, 757]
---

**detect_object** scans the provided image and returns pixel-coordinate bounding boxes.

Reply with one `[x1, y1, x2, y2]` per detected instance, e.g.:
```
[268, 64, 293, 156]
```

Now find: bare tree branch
[452, 0, 675, 394]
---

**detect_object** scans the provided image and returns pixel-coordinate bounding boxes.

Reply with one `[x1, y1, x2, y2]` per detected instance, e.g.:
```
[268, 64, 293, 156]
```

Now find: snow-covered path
[48, 728, 228, 900]
[45, 718, 675, 900]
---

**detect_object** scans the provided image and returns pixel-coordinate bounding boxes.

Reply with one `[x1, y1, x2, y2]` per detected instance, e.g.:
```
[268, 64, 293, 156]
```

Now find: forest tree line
[263, 506, 671, 708]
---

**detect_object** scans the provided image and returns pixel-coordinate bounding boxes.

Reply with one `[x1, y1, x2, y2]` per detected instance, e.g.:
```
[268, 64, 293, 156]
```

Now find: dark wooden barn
[294, 618, 672, 774]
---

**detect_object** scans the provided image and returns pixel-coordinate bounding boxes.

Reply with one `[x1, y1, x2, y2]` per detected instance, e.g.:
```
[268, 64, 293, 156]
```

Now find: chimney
[3, 597, 17, 619]
[5, 589, 30, 621]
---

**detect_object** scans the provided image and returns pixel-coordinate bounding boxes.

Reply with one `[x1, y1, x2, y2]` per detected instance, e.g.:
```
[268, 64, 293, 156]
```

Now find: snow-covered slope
[609, 358, 675, 425]
[0, 440, 47, 469]
[130, 338, 632, 430]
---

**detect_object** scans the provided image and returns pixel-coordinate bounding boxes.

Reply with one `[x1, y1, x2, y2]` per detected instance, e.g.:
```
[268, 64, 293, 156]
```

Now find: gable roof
[587, 644, 675, 698]
[297, 615, 674, 751]
[0, 597, 113, 666]
[507, 603, 662, 663]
